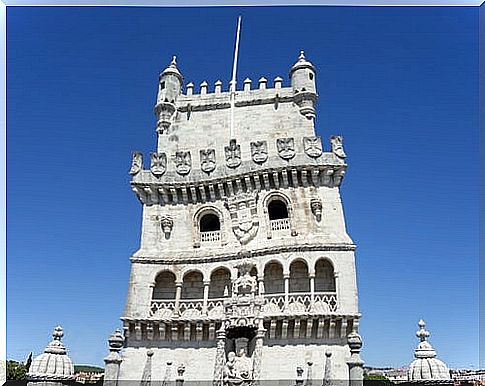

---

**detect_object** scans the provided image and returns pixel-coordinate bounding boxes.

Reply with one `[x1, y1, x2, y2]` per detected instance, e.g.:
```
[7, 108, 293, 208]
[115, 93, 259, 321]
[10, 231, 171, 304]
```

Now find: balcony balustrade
[149, 291, 337, 319]
[200, 230, 221, 243]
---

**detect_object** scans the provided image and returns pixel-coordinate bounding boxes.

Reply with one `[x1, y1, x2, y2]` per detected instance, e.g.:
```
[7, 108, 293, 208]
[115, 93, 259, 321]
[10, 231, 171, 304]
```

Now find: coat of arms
[174, 151, 192, 175]
[250, 141, 268, 164]
[303, 136, 322, 158]
[225, 193, 259, 245]
[225, 139, 242, 168]
[150, 152, 167, 176]
[276, 137, 295, 160]
[200, 149, 216, 173]
[129, 152, 143, 175]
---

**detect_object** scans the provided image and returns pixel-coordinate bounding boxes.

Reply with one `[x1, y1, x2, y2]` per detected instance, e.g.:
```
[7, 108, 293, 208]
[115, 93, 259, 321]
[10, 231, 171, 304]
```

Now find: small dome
[407, 320, 450, 381]
[290, 51, 316, 75]
[27, 326, 75, 381]
[161, 56, 183, 82]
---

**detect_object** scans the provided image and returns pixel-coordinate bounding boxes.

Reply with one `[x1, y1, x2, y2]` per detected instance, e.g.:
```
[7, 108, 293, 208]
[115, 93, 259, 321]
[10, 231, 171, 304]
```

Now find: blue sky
[7, 6, 478, 368]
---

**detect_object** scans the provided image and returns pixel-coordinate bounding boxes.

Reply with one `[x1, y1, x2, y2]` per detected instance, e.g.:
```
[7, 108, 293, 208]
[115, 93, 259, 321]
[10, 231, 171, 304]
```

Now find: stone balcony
[148, 291, 338, 320]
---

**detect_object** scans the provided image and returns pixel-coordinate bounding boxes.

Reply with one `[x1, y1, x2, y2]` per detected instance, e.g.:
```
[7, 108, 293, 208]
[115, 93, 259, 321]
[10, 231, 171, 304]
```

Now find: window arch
[315, 259, 336, 292]
[182, 271, 204, 299]
[209, 267, 231, 298]
[194, 206, 224, 246]
[268, 199, 289, 220]
[264, 261, 284, 294]
[200, 213, 220, 232]
[289, 260, 310, 293]
[152, 271, 176, 300]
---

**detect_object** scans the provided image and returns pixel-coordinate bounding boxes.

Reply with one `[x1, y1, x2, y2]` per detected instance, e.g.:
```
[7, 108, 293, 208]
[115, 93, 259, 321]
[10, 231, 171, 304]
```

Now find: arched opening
[152, 271, 176, 300]
[315, 259, 336, 292]
[182, 271, 204, 299]
[268, 200, 289, 220]
[264, 262, 284, 294]
[200, 213, 220, 232]
[289, 260, 310, 293]
[209, 267, 231, 298]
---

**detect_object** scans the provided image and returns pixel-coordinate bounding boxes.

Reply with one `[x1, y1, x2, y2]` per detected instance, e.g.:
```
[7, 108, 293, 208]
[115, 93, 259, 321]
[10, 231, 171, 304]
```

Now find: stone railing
[270, 218, 291, 232]
[200, 230, 221, 243]
[149, 292, 337, 319]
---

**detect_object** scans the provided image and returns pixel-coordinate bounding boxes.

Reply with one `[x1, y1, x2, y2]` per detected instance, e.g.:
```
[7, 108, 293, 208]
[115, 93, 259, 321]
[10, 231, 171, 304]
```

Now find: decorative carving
[225, 139, 242, 168]
[160, 215, 174, 238]
[232, 261, 257, 297]
[330, 136, 346, 158]
[175, 151, 192, 175]
[200, 149, 216, 174]
[223, 349, 253, 386]
[303, 136, 322, 158]
[250, 141, 268, 164]
[129, 152, 143, 175]
[150, 152, 167, 177]
[225, 193, 259, 245]
[310, 197, 323, 221]
[276, 138, 295, 160]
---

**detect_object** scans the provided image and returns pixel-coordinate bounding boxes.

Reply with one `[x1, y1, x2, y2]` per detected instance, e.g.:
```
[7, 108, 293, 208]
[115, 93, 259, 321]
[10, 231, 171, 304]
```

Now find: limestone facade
[105, 52, 363, 386]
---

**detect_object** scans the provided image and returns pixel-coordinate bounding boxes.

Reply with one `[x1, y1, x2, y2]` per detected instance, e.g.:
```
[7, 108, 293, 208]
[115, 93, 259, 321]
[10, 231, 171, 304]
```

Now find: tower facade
[107, 52, 363, 386]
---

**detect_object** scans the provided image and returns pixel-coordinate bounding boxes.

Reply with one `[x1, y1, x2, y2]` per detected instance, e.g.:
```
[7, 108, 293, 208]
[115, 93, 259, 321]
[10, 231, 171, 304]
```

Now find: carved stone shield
[276, 138, 295, 160]
[129, 152, 143, 175]
[226, 193, 259, 245]
[303, 136, 322, 158]
[225, 139, 241, 168]
[250, 141, 268, 164]
[200, 149, 216, 173]
[174, 151, 191, 175]
[150, 152, 167, 176]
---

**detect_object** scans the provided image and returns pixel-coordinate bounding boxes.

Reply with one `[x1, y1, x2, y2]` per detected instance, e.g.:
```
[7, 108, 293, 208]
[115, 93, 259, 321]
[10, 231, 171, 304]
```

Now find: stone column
[252, 327, 266, 386]
[212, 328, 226, 386]
[203, 281, 210, 315]
[346, 330, 364, 386]
[258, 275, 265, 295]
[284, 274, 290, 310]
[103, 329, 124, 386]
[174, 281, 183, 315]
[309, 275, 315, 310]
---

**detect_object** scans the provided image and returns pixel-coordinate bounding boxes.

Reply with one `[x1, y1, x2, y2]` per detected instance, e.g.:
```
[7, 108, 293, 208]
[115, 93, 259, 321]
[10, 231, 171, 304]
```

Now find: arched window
[209, 268, 231, 298]
[315, 259, 336, 292]
[182, 271, 204, 299]
[264, 262, 284, 294]
[200, 213, 220, 232]
[289, 260, 310, 293]
[152, 271, 176, 300]
[268, 200, 289, 220]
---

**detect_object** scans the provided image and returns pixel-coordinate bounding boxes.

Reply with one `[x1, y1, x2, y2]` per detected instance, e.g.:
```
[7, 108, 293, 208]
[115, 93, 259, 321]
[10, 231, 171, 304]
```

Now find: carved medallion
[330, 136, 346, 158]
[129, 152, 143, 175]
[225, 192, 259, 245]
[200, 149, 216, 174]
[174, 151, 192, 175]
[303, 136, 322, 158]
[150, 152, 167, 177]
[276, 137, 295, 160]
[225, 139, 242, 168]
[250, 141, 268, 164]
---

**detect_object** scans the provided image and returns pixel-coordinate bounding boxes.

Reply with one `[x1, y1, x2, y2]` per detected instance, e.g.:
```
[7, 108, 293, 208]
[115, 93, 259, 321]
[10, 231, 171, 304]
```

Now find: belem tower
[102, 51, 364, 386]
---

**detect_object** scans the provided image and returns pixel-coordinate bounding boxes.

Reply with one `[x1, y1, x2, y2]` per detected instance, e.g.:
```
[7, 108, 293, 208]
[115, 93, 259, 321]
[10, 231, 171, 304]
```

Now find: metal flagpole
[230, 16, 242, 139]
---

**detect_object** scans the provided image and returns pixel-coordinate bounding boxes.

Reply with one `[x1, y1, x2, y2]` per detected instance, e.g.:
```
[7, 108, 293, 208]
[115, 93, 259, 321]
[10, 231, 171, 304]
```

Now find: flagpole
[230, 16, 242, 139]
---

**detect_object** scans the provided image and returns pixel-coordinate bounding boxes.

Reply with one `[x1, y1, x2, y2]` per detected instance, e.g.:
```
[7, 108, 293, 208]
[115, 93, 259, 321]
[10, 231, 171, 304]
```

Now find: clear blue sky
[7, 6, 478, 369]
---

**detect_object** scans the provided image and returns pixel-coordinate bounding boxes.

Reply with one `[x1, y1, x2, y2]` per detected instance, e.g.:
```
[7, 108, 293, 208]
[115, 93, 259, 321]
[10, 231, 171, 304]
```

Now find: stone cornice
[130, 242, 357, 265]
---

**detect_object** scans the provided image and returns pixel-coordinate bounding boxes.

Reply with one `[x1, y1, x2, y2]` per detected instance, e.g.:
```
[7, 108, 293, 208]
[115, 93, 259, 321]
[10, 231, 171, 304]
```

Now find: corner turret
[155, 56, 183, 133]
[290, 51, 317, 119]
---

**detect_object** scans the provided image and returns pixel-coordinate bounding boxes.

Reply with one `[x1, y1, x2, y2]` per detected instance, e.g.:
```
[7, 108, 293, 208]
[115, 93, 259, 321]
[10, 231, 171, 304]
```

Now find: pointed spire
[170, 55, 177, 67]
[290, 50, 316, 75]
[161, 55, 182, 81]
[299, 50, 306, 61]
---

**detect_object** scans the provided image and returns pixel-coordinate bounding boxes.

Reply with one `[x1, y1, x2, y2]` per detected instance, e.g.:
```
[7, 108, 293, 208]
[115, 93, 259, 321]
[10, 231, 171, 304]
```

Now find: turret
[154, 56, 183, 133]
[290, 51, 317, 119]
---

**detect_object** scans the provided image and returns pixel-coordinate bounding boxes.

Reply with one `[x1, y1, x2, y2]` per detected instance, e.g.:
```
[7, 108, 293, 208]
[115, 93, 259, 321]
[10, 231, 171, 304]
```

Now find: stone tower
[104, 52, 363, 386]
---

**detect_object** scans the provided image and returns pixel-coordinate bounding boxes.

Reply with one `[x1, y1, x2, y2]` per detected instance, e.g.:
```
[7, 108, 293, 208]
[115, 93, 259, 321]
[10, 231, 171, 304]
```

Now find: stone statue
[277, 138, 295, 160]
[223, 349, 253, 386]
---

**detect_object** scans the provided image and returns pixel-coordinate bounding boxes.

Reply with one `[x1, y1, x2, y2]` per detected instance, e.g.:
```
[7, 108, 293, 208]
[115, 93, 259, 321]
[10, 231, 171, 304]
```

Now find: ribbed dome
[407, 320, 450, 381]
[27, 326, 75, 381]
[290, 51, 316, 75]
[160, 56, 183, 82]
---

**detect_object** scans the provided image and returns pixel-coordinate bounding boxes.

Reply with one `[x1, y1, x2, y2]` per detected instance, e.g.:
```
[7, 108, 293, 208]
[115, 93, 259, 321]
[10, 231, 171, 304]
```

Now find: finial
[416, 319, 430, 342]
[52, 325, 64, 340]
[108, 328, 125, 352]
[170, 55, 177, 67]
[299, 50, 305, 61]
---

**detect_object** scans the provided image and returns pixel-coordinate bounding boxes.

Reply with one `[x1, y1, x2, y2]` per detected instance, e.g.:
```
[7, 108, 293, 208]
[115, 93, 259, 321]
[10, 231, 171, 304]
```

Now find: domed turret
[27, 326, 75, 386]
[155, 56, 183, 133]
[408, 320, 451, 382]
[289, 51, 317, 119]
